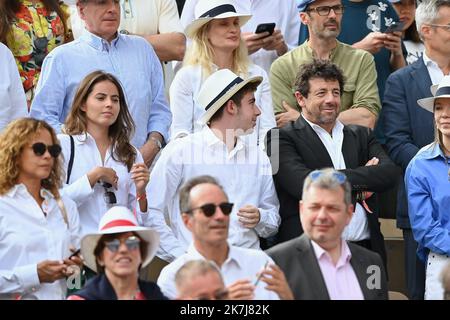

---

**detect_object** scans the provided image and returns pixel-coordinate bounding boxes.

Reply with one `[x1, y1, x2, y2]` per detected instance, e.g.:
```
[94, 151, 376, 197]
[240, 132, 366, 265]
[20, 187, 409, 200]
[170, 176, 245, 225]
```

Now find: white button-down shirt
[180, 0, 301, 75]
[0, 185, 80, 300]
[58, 133, 148, 237]
[157, 242, 279, 300]
[423, 51, 449, 85]
[169, 63, 276, 146]
[303, 116, 370, 241]
[0, 43, 27, 131]
[147, 126, 280, 262]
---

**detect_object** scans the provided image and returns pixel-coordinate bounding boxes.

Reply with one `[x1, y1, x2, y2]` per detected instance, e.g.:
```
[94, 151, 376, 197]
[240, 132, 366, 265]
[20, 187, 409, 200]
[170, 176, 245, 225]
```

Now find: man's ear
[345, 204, 354, 225]
[182, 213, 192, 231]
[77, 1, 86, 21]
[299, 12, 310, 26]
[294, 91, 306, 108]
[420, 24, 431, 41]
[224, 100, 237, 116]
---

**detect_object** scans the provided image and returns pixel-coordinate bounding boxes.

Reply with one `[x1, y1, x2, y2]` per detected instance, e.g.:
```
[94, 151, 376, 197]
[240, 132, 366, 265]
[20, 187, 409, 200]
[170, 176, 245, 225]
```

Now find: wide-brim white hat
[80, 206, 159, 273]
[185, 0, 251, 38]
[197, 69, 262, 125]
[417, 76, 450, 113]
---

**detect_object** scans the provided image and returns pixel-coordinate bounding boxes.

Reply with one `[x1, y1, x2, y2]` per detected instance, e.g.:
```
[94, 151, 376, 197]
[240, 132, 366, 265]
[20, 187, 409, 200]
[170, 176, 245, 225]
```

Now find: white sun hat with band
[185, 0, 252, 38]
[417, 76, 450, 113]
[80, 206, 159, 273]
[197, 69, 262, 125]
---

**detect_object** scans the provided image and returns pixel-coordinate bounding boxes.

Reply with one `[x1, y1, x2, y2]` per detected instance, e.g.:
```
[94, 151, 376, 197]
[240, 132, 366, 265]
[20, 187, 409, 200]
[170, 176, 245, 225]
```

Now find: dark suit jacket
[381, 57, 434, 229]
[266, 116, 401, 265]
[266, 234, 388, 300]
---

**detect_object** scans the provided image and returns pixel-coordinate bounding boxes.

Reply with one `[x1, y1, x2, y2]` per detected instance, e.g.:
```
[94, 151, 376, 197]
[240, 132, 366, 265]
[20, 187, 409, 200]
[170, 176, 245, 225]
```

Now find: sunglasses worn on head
[32, 142, 62, 158]
[187, 202, 234, 217]
[99, 181, 117, 204]
[104, 235, 141, 253]
[309, 170, 347, 184]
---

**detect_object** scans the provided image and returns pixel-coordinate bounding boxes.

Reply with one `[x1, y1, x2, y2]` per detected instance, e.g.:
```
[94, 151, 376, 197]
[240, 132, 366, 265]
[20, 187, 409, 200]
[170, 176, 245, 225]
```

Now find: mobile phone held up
[384, 21, 404, 33]
[68, 248, 81, 259]
[255, 23, 276, 36]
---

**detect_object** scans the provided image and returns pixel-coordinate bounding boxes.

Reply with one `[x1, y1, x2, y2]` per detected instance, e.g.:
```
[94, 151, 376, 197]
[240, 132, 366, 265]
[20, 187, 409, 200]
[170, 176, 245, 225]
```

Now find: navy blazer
[381, 57, 434, 229]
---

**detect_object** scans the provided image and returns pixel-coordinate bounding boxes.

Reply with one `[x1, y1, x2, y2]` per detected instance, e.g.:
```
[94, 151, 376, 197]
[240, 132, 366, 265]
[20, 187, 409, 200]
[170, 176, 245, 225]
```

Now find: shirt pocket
[341, 82, 356, 111]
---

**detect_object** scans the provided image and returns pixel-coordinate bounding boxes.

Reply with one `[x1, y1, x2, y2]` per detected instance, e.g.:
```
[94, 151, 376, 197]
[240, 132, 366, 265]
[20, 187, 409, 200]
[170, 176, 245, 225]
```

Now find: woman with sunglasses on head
[67, 206, 167, 300]
[0, 0, 73, 107]
[170, 0, 275, 146]
[0, 118, 81, 299]
[59, 70, 150, 241]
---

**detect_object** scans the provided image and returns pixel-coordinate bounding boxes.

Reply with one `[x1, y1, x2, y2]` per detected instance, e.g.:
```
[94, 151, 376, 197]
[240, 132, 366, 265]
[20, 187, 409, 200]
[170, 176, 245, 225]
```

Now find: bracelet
[136, 193, 147, 201]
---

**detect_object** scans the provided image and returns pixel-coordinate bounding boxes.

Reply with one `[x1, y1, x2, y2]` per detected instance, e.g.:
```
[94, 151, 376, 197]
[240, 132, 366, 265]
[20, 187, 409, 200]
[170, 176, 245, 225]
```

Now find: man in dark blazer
[266, 168, 388, 300]
[380, 0, 450, 300]
[265, 60, 400, 269]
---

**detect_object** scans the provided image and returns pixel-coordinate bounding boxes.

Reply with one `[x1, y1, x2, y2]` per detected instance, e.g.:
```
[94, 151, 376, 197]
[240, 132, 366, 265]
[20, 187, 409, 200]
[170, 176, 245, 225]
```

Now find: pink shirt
[311, 239, 364, 300]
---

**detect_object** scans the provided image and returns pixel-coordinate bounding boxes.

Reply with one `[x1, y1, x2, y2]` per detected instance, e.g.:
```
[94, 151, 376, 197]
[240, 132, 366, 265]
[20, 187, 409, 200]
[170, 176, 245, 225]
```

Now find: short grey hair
[179, 175, 226, 214]
[416, 0, 450, 38]
[175, 260, 224, 290]
[302, 168, 352, 206]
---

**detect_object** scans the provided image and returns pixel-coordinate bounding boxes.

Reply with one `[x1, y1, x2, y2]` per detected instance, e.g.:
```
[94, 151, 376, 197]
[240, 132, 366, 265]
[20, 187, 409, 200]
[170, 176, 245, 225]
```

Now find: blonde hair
[183, 21, 250, 80]
[0, 118, 63, 197]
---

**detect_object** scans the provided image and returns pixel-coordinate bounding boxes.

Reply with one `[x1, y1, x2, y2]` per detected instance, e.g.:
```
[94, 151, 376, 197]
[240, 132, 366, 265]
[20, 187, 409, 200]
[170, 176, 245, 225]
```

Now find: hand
[261, 30, 288, 56]
[275, 101, 300, 127]
[353, 32, 386, 54]
[237, 205, 260, 229]
[87, 167, 118, 189]
[259, 264, 294, 300]
[37, 260, 68, 283]
[241, 31, 271, 55]
[383, 31, 402, 56]
[131, 163, 150, 194]
[63, 246, 84, 271]
[364, 156, 379, 167]
[227, 279, 255, 300]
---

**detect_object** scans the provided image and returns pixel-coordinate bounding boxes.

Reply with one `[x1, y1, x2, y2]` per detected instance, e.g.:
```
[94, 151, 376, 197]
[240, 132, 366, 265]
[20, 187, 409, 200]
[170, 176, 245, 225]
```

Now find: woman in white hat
[169, 0, 275, 145]
[67, 206, 166, 300]
[405, 75, 450, 300]
[0, 118, 81, 300]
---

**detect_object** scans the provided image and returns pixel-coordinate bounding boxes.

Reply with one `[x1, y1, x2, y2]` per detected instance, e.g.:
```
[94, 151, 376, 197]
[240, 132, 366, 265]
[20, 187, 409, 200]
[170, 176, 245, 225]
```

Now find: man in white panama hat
[146, 69, 280, 263]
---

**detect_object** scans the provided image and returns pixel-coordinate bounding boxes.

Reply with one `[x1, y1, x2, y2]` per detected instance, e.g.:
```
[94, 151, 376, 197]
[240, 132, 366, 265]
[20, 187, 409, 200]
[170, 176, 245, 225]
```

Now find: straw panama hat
[417, 76, 450, 113]
[80, 206, 159, 273]
[197, 69, 262, 125]
[185, 0, 251, 38]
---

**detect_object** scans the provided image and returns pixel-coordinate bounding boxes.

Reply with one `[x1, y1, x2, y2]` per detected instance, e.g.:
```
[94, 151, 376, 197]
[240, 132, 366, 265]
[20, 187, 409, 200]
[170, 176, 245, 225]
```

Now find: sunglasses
[196, 289, 229, 300]
[34, 37, 49, 68]
[186, 202, 234, 217]
[104, 235, 141, 253]
[31, 142, 62, 158]
[309, 170, 347, 184]
[99, 181, 117, 204]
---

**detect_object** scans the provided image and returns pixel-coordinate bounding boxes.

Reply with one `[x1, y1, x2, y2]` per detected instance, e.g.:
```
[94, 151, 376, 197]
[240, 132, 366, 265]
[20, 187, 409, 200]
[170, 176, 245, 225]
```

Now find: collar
[311, 238, 352, 267]
[305, 40, 341, 60]
[202, 126, 245, 152]
[302, 114, 344, 136]
[420, 142, 449, 160]
[6, 184, 54, 200]
[72, 132, 95, 145]
[422, 51, 439, 69]
[187, 241, 242, 269]
[80, 29, 120, 52]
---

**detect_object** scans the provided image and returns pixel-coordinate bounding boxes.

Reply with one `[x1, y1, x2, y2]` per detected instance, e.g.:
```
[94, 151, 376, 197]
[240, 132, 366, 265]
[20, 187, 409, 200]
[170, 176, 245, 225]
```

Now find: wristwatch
[149, 136, 162, 150]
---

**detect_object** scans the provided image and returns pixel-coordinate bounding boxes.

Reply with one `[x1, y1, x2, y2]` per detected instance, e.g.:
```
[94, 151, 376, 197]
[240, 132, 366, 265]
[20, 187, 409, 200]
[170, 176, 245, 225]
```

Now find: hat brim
[199, 75, 263, 125]
[80, 226, 159, 273]
[417, 94, 450, 113]
[185, 13, 252, 38]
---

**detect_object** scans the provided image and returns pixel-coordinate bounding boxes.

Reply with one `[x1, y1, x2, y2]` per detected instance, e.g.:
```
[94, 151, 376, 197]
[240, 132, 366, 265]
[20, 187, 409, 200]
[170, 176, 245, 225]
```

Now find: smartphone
[384, 21, 404, 33]
[255, 23, 276, 36]
[68, 248, 81, 259]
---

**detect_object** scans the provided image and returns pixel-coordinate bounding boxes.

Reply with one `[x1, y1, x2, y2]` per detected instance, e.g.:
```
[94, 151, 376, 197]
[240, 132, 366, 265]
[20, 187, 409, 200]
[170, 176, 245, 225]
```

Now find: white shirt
[169, 63, 276, 146]
[180, 0, 301, 75]
[58, 133, 148, 237]
[423, 51, 449, 85]
[146, 126, 280, 262]
[157, 242, 279, 300]
[302, 116, 370, 241]
[0, 185, 80, 300]
[0, 42, 28, 131]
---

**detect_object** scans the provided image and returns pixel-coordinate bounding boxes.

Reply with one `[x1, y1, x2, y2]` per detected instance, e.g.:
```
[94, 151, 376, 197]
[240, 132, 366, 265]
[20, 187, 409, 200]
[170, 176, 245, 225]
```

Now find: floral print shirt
[6, 0, 71, 100]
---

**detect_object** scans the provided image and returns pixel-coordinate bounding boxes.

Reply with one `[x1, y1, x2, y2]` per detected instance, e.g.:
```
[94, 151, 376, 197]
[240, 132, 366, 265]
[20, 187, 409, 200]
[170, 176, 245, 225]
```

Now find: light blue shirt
[30, 29, 171, 147]
[405, 142, 450, 262]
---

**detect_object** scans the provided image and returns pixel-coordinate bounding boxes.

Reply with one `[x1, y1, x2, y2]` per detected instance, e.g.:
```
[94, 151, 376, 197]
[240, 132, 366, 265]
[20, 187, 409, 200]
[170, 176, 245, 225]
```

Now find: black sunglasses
[99, 181, 117, 204]
[31, 142, 62, 158]
[187, 202, 234, 217]
[34, 37, 49, 68]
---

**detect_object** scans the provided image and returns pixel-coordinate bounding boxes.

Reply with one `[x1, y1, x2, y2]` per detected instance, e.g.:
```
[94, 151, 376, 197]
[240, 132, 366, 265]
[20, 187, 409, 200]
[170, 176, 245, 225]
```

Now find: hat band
[205, 77, 244, 111]
[101, 219, 137, 231]
[435, 87, 450, 96]
[199, 4, 236, 18]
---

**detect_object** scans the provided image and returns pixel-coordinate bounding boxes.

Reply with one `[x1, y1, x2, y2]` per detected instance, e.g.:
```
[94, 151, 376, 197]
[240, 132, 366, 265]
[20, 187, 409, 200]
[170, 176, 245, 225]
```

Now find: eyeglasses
[306, 5, 345, 16]
[186, 202, 234, 217]
[31, 142, 62, 158]
[427, 24, 450, 32]
[100, 181, 117, 204]
[33, 37, 49, 68]
[309, 170, 347, 184]
[196, 289, 229, 300]
[104, 235, 141, 252]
